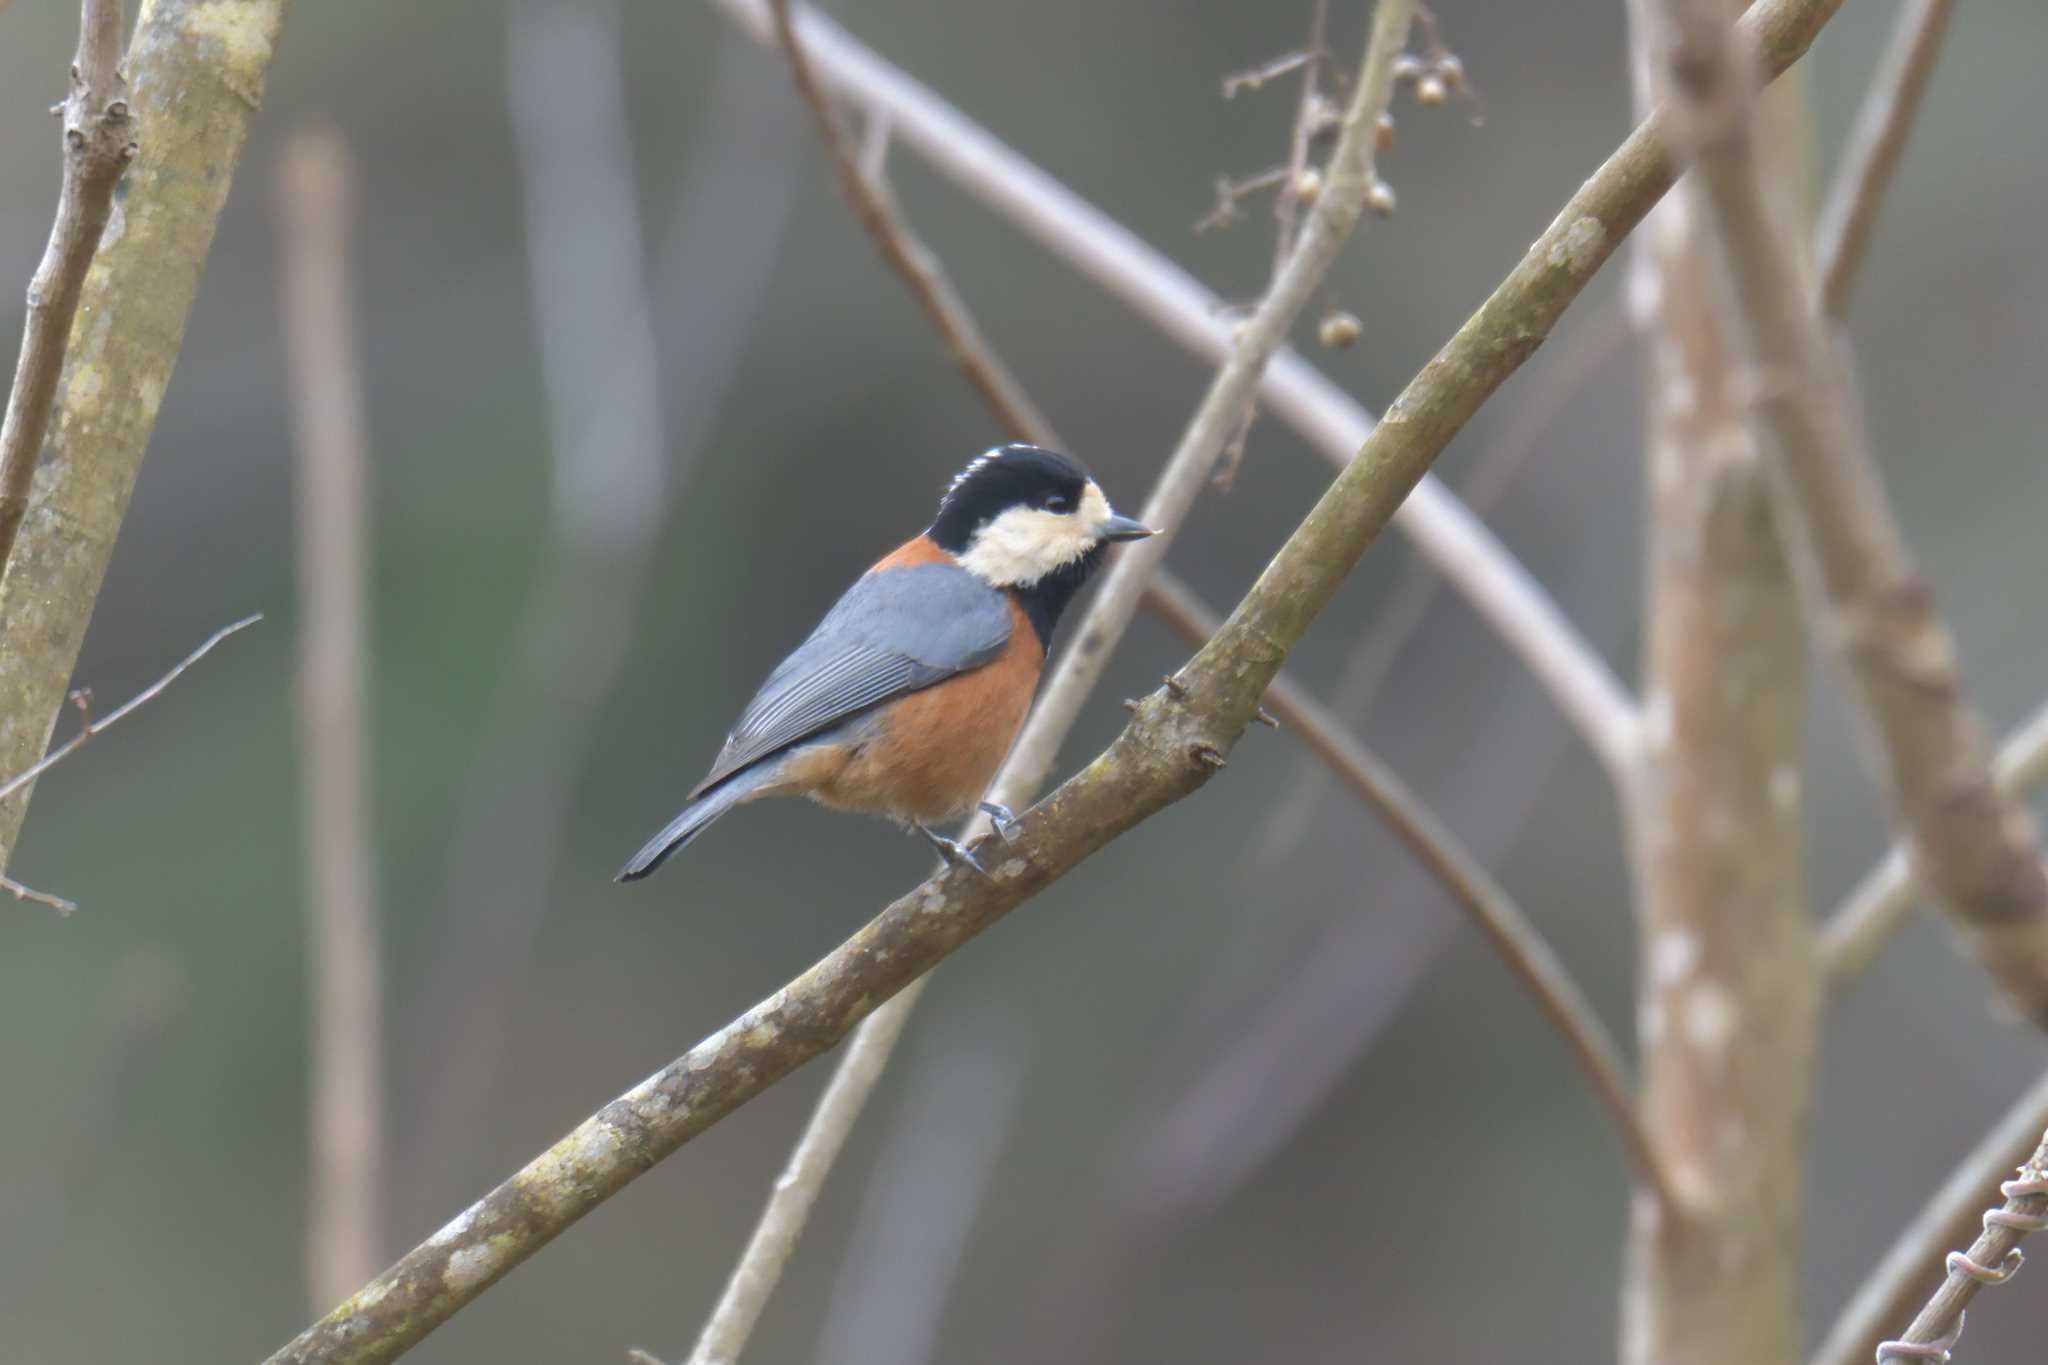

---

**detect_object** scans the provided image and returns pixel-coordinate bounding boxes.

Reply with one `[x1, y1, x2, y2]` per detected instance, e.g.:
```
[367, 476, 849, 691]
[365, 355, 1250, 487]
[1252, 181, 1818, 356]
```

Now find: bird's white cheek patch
[958, 506, 1094, 586]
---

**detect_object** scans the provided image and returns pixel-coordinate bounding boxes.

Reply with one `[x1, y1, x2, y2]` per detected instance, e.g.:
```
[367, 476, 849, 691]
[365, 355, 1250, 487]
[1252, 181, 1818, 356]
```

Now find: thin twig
[268, 0, 1854, 1352]
[0, 872, 75, 915]
[682, 975, 924, 1365]
[1811, 1069, 2048, 1365]
[765, 0, 1057, 445]
[704, 0, 1643, 786]
[1145, 574, 1675, 1206]
[1814, 0, 1958, 318]
[1869, 1128, 2048, 1364]
[984, 0, 1417, 820]
[1271, 0, 1331, 273]
[1824, 699, 2048, 982]
[0, 0, 134, 584]
[280, 127, 385, 1315]
[0, 613, 260, 808]
[691, 6, 1413, 1360]
[1215, 0, 1335, 488]
[1661, 0, 2048, 1028]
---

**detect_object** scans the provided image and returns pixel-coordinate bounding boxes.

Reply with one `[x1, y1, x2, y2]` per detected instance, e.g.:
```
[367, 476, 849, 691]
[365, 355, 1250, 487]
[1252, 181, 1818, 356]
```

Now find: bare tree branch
[705, 0, 1644, 786]
[1824, 699, 2048, 982]
[279, 127, 385, 1314]
[1144, 573, 1674, 1205]
[1814, 0, 1958, 319]
[264, 0, 1853, 1354]
[0, 0, 290, 878]
[0, 0, 134, 580]
[1812, 1068, 2048, 1365]
[1622, 7, 1816, 1359]
[1657, 0, 2048, 1028]
[1868, 1128, 2048, 1365]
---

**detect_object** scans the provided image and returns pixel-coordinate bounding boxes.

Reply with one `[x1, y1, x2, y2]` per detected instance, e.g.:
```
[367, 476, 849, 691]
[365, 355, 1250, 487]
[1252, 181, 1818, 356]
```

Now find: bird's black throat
[1006, 542, 1107, 651]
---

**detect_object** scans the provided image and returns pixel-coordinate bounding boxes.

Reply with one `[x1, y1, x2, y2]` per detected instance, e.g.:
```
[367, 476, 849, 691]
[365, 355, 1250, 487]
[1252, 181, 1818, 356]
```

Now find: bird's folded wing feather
[690, 560, 1013, 796]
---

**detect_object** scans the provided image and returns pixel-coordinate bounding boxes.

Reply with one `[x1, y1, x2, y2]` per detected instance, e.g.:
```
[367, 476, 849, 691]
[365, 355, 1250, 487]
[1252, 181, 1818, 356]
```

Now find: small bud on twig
[1318, 311, 1362, 350]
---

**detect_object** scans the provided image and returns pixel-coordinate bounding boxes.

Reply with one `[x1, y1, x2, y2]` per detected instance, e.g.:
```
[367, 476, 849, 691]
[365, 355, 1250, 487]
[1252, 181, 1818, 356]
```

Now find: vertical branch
[1664, 0, 2048, 1027]
[279, 129, 386, 1312]
[1621, 4, 1816, 1362]
[0, 0, 134, 581]
[0, 0, 290, 874]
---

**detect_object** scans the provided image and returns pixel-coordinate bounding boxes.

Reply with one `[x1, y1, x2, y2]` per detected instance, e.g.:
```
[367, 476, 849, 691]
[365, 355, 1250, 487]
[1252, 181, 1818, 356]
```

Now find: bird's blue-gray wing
[689, 560, 1013, 795]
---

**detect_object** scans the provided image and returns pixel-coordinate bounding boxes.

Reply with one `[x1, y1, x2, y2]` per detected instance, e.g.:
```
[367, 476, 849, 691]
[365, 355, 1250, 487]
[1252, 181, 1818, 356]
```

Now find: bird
[616, 443, 1155, 883]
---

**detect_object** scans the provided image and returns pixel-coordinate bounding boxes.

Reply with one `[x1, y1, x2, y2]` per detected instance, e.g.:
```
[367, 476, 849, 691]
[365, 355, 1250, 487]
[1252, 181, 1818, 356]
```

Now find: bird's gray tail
[615, 765, 775, 883]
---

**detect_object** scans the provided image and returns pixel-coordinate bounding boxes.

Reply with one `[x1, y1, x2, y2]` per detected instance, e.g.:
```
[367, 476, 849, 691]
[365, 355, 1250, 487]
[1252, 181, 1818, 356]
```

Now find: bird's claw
[918, 823, 992, 878]
[978, 801, 1021, 844]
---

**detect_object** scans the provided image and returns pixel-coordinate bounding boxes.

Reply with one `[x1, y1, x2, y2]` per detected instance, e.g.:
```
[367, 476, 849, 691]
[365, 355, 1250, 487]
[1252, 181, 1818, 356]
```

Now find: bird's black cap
[928, 444, 1093, 553]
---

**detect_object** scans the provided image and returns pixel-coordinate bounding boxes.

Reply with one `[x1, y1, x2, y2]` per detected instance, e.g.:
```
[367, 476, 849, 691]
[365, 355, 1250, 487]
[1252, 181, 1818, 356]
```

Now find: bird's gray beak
[1101, 513, 1157, 542]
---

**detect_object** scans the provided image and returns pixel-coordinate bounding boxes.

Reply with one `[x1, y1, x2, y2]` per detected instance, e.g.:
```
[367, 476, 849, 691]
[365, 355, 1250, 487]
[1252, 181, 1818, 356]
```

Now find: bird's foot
[978, 801, 1021, 844]
[917, 823, 991, 877]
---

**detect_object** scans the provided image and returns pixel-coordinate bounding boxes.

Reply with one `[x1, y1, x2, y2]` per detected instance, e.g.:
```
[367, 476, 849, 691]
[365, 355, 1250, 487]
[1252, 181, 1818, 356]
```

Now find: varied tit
[616, 444, 1156, 882]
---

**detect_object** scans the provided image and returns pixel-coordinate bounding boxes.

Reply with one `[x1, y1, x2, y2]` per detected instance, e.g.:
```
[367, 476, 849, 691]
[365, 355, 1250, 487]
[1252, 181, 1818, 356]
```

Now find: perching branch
[0, 0, 134, 582]
[1814, 0, 1958, 319]
[1811, 1068, 2048, 1365]
[266, 0, 1853, 1355]
[706, 0, 1644, 788]
[1824, 698, 2048, 982]
[0, 0, 290, 878]
[1867, 1128, 2048, 1365]
[278, 128, 385, 1314]
[1658, 0, 2048, 1028]
[1143, 574, 1675, 1207]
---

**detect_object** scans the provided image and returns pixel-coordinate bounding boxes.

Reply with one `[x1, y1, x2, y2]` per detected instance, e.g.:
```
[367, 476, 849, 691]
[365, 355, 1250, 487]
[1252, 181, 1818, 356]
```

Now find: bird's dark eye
[1044, 492, 1075, 513]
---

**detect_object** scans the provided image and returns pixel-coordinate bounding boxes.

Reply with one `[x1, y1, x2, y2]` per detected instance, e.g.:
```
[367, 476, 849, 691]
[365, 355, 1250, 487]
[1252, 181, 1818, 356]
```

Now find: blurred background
[3, 0, 2046, 1360]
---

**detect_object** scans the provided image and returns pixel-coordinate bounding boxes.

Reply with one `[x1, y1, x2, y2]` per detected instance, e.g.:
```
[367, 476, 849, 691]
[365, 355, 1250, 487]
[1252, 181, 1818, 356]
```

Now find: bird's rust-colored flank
[814, 594, 1042, 825]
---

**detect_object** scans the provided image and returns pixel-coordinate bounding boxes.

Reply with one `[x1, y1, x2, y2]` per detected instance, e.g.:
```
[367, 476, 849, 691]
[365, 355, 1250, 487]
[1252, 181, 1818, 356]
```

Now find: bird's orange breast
[806, 586, 1043, 826]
